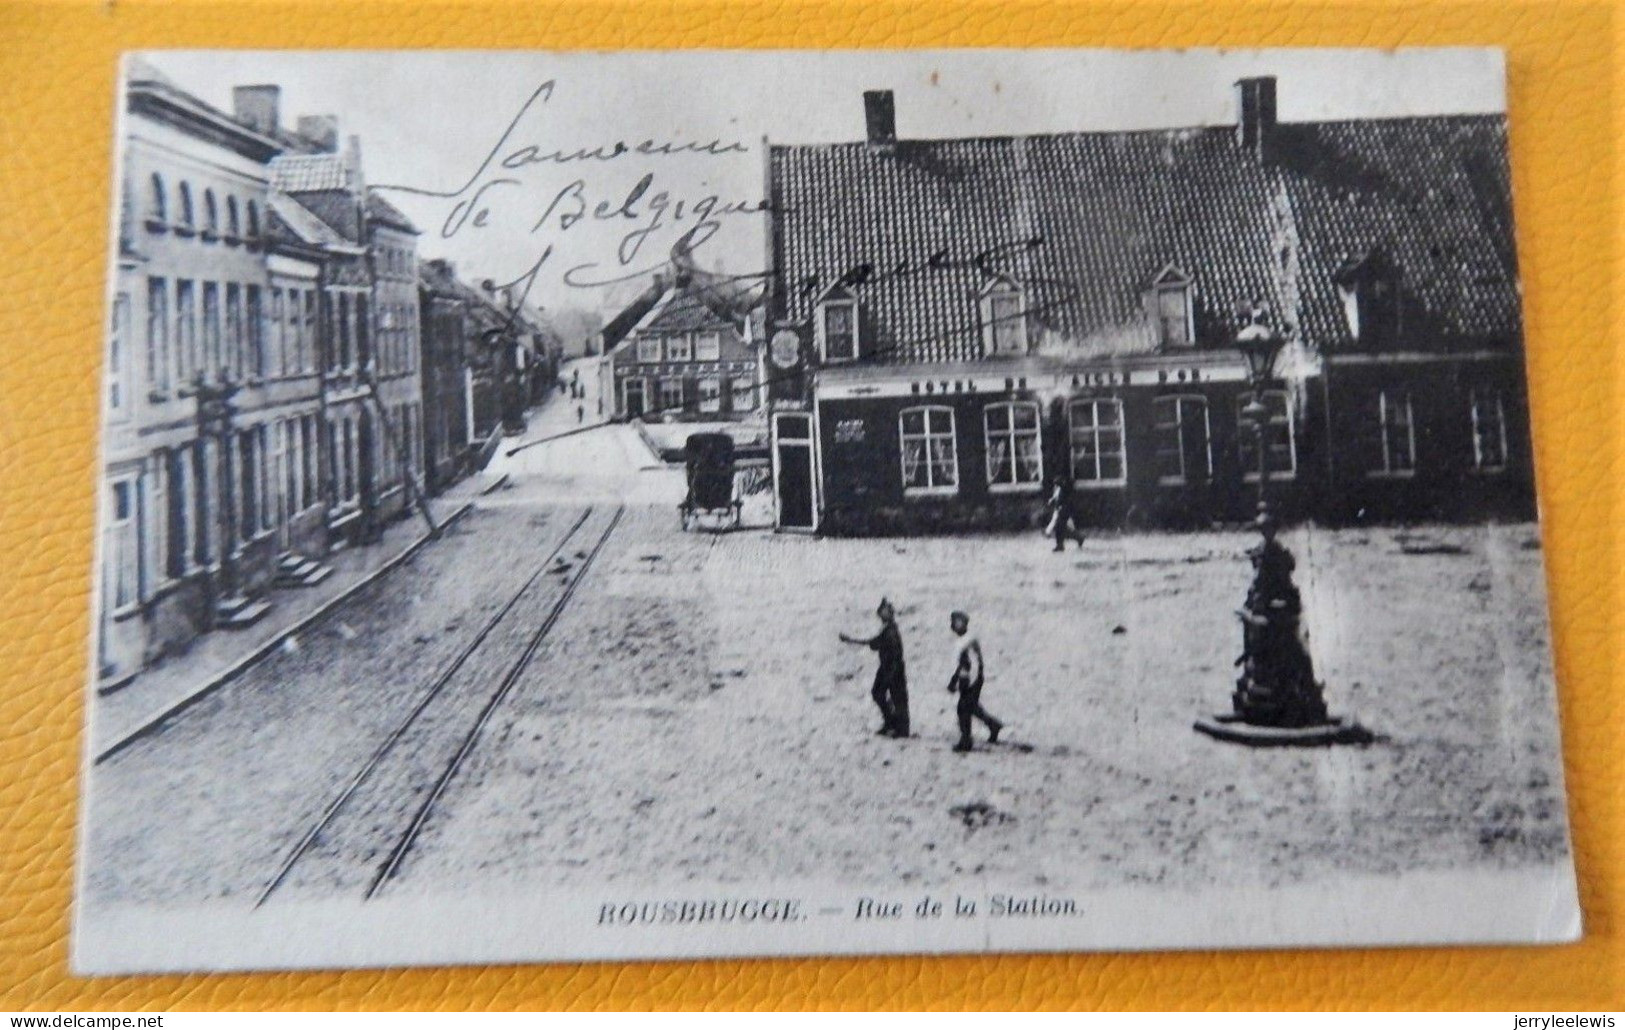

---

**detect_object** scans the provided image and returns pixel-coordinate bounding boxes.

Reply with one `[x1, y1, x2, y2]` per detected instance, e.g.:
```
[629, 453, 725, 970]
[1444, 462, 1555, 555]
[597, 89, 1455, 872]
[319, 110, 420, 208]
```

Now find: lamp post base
[1193, 712, 1372, 747]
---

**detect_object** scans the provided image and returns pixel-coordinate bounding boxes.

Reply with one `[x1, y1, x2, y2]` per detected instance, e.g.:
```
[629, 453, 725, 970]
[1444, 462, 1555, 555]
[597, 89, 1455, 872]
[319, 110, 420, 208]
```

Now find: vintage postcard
[75, 47, 1579, 973]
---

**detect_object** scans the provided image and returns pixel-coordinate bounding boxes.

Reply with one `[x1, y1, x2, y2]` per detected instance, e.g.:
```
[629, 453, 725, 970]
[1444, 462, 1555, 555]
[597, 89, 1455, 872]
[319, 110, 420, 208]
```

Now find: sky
[137, 48, 1507, 321]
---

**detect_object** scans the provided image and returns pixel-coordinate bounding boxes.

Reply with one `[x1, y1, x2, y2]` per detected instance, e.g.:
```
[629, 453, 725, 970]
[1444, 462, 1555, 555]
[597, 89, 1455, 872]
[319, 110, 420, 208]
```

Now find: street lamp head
[1234, 318, 1284, 385]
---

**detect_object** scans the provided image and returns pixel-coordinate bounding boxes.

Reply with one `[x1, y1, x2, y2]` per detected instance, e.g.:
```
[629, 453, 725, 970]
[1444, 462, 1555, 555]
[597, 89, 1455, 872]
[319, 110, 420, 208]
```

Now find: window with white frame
[636, 335, 661, 363]
[817, 297, 859, 363]
[984, 402, 1043, 489]
[667, 333, 693, 362]
[698, 377, 721, 413]
[107, 476, 139, 612]
[1153, 395, 1212, 484]
[176, 280, 196, 383]
[623, 376, 647, 416]
[1069, 398, 1126, 485]
[1367, 388, 1416, 477]
[1237, 391, 1297, 480]
[730, 378, 756, 411]
[900, 406, 958, 495]
[981, 282, 1027, 356]
[1470, 388, 1508, 472]
[108, 294, 130, 417]
[695, 331, 722, 362]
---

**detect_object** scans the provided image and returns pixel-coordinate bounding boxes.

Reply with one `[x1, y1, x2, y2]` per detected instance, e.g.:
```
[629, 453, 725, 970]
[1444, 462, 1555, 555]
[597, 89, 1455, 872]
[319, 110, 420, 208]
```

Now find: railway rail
[255, 503, 626, 906]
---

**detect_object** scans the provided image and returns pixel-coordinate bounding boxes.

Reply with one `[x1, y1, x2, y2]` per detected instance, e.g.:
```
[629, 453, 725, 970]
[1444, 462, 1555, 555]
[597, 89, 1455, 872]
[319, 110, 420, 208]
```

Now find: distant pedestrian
[576, 404, 584, 423]
[947, 610, 1002, 752]
[839, 598, 910, 738]
[1044, 476, 1085, 552]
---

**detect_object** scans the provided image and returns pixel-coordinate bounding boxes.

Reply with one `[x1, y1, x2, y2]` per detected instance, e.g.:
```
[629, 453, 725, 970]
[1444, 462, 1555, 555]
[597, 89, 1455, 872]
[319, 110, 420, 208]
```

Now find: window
[695, 331, 722, 362]
[245, 200, 260, 242]
[1367, 388, 1415, 477]
[900, 406, 958, 495]
[667, 333, 692, 362]
[191, 443, 212, 567]
[636, 335, 661, 363]
[226, 284, 243, 379]
[246, 285, 263, 378]
[269, 289, 285, 377]
[177, 182, 195, 232]
[980, 282, 1027, 356]
[238, 430, 257, 541]
[698, 376, 721, 413]
[730, 378, 756, 411]
[1152, 395, 1211, 484]
[148, 173, 167, 225]
[302, 292, 317, 372]
[259, 424, 273, 532]
[1237, 390, 1297, 480]
[1069, 398, 1126, 485]
[284, 420, 300, 514]
[107, 294, 130, 416]
[176, 280, 196, 383]
[203, 189, 219, 239]
[165, 448, 190, 579]
[146, 277, 169, 395]
[984, 402, 1043, 489]
[301, 416, 316, 507]
[107, 477, 139, 612]
[1470, 389, 1508, 472]
[226, 196, 240, 241]
[658, 377, 685, 412]
[818, 298, 859, 363]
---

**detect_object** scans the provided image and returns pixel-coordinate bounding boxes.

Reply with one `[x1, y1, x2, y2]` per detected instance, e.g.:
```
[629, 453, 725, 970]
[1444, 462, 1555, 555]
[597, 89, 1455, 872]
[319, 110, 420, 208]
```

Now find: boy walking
[947, 611, 1002, 752]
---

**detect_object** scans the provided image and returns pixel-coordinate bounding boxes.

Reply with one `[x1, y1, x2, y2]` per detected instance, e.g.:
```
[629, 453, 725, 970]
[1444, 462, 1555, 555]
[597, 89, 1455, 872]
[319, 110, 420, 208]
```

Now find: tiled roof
[768, 115, 1519, 365]
[265, 190, 352, 250]
[641, 271, 758, 335]
[271, 152, 350, 193]
[366, 190, 419, 233]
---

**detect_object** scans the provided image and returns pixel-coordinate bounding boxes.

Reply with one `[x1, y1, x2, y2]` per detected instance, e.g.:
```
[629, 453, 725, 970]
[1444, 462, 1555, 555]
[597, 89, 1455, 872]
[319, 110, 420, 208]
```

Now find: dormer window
[1335, 250, 1402, 347]
[1148, 265, 1194, 348]
[979, 278, 1027, 356]
[815, 286, 859, 363]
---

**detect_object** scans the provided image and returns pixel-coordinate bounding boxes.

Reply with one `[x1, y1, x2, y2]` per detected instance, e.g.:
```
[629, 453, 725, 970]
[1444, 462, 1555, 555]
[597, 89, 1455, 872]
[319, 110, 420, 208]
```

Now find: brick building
[763, 81, 1533, 535]
[601, 269, 763, 422]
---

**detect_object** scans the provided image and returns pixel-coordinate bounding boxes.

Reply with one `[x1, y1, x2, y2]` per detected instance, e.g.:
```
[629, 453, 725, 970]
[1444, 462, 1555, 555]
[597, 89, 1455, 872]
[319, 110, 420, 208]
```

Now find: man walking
[839, 598, 910, 738]
[1045, 476, 1085, 552]
[947, 610, 1002, 752]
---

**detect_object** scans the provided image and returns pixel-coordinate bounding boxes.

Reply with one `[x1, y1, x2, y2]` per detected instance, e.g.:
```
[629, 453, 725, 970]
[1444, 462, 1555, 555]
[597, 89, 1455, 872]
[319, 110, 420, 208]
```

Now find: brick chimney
[233, 85, 280, 135]
[296, 114, 339, 153]
[1235, 77, 1278, 161]
[863, 90, 896, 150]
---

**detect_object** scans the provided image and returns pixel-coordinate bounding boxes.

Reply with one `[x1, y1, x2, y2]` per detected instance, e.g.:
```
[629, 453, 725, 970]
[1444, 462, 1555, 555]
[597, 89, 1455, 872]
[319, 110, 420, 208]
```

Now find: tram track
[255, 503, 626, 906]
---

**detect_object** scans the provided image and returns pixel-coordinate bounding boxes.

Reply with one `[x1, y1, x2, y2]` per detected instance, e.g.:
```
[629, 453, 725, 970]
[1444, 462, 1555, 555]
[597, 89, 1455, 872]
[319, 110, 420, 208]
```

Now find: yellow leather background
[0, 0, 1619, 1010]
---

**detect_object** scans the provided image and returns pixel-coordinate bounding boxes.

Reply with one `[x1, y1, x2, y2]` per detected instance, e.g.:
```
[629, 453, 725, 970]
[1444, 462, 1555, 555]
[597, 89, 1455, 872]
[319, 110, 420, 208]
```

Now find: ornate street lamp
[1193, 304, 1370, 746]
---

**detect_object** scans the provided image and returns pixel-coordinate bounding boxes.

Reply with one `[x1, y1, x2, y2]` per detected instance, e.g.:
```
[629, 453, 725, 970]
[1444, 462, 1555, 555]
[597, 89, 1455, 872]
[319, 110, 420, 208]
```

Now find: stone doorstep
[94, 500, 476, 764]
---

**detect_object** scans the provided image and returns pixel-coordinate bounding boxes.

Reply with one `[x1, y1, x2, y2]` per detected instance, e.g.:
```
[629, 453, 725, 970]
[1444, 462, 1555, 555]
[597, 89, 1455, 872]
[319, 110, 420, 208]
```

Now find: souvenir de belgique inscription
[75, 47, 1578, 973]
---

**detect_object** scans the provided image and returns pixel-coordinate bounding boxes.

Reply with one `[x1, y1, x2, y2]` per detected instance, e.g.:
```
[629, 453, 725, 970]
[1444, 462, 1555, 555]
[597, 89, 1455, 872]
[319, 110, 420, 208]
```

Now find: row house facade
[98, 66, 430, 688]
[762, 82, 1534, 535]
[416, 261, 560, 490]
[601, 269, 764, 422]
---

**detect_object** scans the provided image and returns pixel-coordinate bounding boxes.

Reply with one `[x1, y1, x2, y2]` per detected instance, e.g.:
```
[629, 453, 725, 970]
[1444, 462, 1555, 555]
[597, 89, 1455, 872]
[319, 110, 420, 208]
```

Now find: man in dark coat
[1045, 476, 1085, 552]
[839, 598, 910, 737]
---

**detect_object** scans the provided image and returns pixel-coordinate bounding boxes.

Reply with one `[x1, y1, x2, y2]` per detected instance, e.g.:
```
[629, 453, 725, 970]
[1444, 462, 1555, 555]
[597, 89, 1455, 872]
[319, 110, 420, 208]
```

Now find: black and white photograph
[76, 47, 1579, 973]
